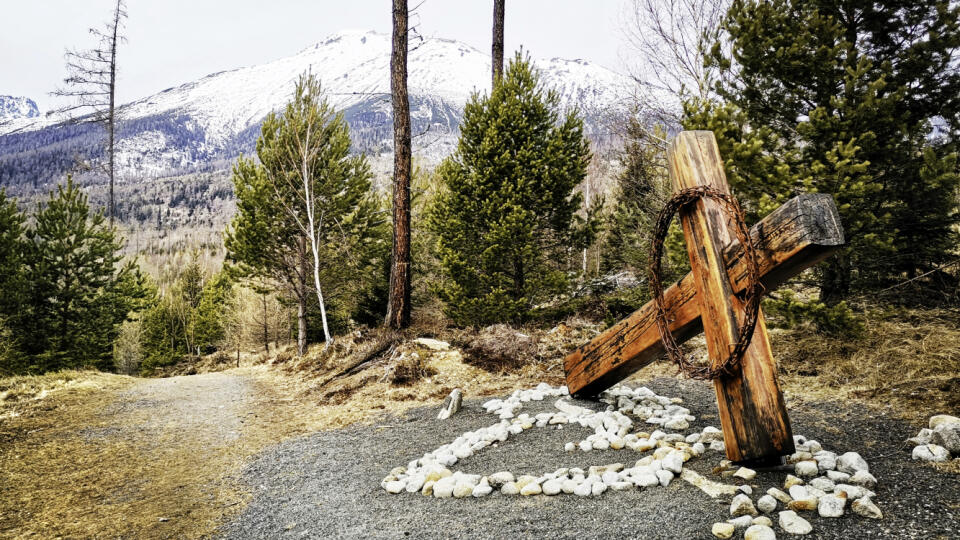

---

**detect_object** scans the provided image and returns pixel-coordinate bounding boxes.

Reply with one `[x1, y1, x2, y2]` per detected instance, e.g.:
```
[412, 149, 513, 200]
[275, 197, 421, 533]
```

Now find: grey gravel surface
[219, 377, 959, 540]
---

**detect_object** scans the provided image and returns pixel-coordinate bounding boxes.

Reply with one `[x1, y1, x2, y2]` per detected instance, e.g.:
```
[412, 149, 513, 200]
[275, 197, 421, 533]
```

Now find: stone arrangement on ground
[908, 414, 960, 462]
[380, 382, 886, 538]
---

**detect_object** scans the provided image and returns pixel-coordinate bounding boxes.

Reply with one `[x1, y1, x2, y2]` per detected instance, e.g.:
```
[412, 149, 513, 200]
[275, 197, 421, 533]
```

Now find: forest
[0, 0, 956, 407]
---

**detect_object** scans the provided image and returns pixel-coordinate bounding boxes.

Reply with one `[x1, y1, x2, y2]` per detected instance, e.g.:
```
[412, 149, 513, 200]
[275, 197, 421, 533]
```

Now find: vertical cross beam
[668, 131, 795, 463]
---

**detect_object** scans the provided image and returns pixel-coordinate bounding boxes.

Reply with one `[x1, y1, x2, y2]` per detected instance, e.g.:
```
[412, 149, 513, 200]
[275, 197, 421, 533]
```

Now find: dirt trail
[0, 367, 318, 539]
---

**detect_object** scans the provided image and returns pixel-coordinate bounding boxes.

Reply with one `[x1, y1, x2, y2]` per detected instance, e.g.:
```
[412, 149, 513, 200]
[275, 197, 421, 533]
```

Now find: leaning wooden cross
[564, 131, 845, 464]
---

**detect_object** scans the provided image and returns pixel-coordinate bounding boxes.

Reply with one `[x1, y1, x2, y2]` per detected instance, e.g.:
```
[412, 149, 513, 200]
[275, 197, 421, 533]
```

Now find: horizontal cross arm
[564, 193, 844, 397]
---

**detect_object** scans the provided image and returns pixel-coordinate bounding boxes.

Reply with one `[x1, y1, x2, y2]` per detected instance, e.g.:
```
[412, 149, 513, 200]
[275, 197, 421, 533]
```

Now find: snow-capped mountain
[0, 96, 39, 123]
[0, 30, 632, 187]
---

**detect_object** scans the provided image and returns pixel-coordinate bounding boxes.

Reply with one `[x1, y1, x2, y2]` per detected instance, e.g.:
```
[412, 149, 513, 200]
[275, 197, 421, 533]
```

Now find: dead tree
[386, 0, 412, 329]
[53, 0, 126, 227]
[492, 0, 505, 85]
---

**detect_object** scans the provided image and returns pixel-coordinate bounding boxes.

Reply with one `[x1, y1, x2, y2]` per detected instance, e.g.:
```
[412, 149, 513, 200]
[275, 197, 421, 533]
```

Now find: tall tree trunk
[297, 241, 309, 356]
[107, 0, 120, 227]
[492, 0, 505, 86]
[386, 0, 412, 329]
[261, 292, 269, 356]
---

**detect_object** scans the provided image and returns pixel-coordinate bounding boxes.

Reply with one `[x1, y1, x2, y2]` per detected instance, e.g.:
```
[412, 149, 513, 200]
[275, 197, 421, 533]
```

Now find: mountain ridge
[0, 30, 632, 191]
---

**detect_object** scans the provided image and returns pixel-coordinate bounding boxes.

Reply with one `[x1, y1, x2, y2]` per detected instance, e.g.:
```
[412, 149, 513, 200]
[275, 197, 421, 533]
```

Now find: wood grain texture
[563, 191, 843, 398]
[670, 131, 793, 462]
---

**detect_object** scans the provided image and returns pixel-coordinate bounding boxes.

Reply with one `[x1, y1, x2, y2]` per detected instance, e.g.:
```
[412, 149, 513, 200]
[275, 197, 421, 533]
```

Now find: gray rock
[744, 524, 776, 540]
[837, 452, 869, 474]
[818, 493, 847, 517]
[778, 510, 813, 535]
[912, 444, 950, 462]
[851, 497, 883, 519]
[757, 494, 778, 513]
[731, 493, 759, 517]
[931, 423, 960, 455]
[437, 389, 463, 420]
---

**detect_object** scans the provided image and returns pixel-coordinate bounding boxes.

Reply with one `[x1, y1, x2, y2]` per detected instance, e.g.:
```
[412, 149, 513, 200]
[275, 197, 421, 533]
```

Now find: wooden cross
[564, 131, 845, 464]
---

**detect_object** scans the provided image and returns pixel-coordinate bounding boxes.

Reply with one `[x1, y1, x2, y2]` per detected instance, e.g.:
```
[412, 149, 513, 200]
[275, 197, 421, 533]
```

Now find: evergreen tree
[19, 177, 146, 372]
[696, 0, 960, 303]
[0, 189, 26, 325]
[429, 54, 592, 324]
[225, 74, 387, 351]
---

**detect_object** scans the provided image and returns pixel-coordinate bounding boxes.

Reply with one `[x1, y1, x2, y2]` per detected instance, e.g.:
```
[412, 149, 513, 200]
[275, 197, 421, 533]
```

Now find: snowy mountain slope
[0, 30, 632, 187]
[0, 96, 40, 123]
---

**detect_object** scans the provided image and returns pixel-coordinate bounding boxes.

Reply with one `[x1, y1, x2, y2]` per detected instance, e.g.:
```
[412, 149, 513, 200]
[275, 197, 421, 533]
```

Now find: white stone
[795, 461, 819, 477]
[662, 451, 684, 474]
[739, 485, 753, 495]
[664, 418, 689, 430]
[767, 488, 792, 504]
[907, 428, 934, 446]
[712, 522, 735, 539]
[932, 423, 960, 454]
[488, 471, 514, 487]
[752, 517, 773, 527]
[591, 482, 607, 496]
[850, 470, 877, 489]
[818, 493, 846, 517]
[778, 510, 813, 535]
[912, 444, 950, 462]
[561, 479, 578, 494]
[414, 338, 450, 351]
[837, 452, 869, 474]
[851, 497, 883, 519]
[520, 482, 542, 496]
[813, 451, 837, 472]
[930, 414, 960, 430]
[385, 481, 405, 494]
[656, 469, 674, 487]
[757, 494, 778, 513]
[542, 478, 562, 495]
[727, 516, 754, 529]
[809, 477, 835, 492]
[500, 482, 519, 495]
[826, 470, 850, 482]
[733, 467, 757, 481]
[574, 482, 592, 496]
[743, 524, 776, 540]
[730, 493, 759, 517]
[710, 440, 726, 452]
[635, 473, 660, 488]
[472, 483, 493, 497]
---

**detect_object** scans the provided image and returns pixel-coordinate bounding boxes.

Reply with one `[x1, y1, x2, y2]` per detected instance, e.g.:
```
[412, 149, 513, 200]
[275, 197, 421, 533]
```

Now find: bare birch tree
[623, 0, 728, 124]
[53, 0, 126, 227]
[387, 0, 413, 329]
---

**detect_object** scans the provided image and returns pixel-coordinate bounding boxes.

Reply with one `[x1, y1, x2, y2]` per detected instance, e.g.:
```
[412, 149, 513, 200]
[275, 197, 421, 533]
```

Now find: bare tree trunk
[492, 0, 505, 86]
[297, 243, 309, 356]
[386, 0, 412, 329]
[261, 292, 269, 356]
[107, 0, 119, 227]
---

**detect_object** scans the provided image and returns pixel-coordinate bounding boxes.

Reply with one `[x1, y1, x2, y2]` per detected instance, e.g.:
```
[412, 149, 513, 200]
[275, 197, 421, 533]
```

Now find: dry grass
[0, 367, 330, 539]
[0, 370, 133, 420]
[771, 307, 960, 425]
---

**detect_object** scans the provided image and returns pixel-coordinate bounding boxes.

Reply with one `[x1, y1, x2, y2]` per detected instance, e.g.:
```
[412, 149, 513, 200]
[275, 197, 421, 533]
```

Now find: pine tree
[429, 54, 592, 325]
[697, 0, 960, 303]
[20, 177, 146, 372]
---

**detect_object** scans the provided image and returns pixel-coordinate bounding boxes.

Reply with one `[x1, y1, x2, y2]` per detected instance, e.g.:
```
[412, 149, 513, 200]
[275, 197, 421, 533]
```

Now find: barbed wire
[648, 185, 764, 379]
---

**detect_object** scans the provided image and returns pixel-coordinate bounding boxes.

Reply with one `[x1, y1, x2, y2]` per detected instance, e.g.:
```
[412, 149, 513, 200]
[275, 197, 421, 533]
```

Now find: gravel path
[220, 377, 959, 540]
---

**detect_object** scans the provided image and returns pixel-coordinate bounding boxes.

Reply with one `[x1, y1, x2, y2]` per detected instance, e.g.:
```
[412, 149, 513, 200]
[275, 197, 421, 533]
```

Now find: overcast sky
[3, 0, 632, 111]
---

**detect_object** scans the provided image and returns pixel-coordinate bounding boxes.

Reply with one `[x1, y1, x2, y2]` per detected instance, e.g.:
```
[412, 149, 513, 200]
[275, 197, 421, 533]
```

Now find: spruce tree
[696, 0, 960, 303]
[429, 54, 591, 324]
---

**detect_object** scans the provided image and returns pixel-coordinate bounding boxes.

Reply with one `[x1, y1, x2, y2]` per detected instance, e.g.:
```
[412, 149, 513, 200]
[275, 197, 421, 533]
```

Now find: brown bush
[461, 324, 540, 372]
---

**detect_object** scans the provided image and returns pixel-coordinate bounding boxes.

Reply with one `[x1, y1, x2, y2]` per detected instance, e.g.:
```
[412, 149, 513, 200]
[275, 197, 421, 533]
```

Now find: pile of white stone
[380, 382, 885, 539]
[711, 437, 882, 539]
[909, 414, 960, 462]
